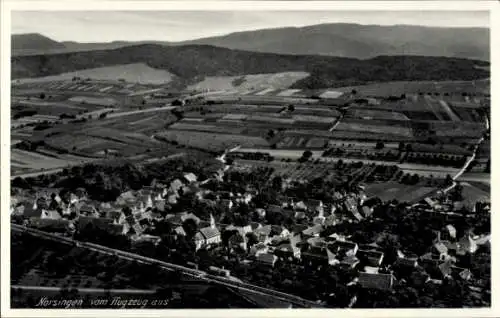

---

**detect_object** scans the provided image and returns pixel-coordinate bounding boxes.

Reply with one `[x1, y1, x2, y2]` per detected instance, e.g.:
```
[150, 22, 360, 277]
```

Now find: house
[253, 225, 272, 243]
[456, 234, 478, 255]
[78, 216, 114, 232]
[431, 242, 449, 260]
[302, 224, 324, 237]
[358, 272, 396, 291]
[256, 253, 278, 267]
[169, 179, 184, 193]
[174, 226, 186, 236]
[324, 214, 338, 227]
[294, 211, 307, 220]
[131, 234, 162, 245]
[357, 250, 384, 267]
[271, 225, 290, 238]
[79, 204, 98, 216]
[194, 214, 221, 250]
[395, 255, 419, 268]
[307, 237, 327, 248]
[274, 243, 301, 260]
[442, 224, 457, 241]
[302, 246, 338, 266]
[41, 210, 62, 220]
[410, 271, 430, 287]
[250, 242, 269, 257]
[29, 218, 69, 232]
[225, 224, 253, 237]
[183, 173, 198, 184]
[330, 240, 358, 257]
[294, 201, 307, 211]
[339, 255, 360, 269]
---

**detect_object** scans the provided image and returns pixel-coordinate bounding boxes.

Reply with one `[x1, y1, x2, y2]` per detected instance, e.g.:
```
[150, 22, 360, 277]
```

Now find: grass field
[157, 130, 270, 151]
[365, 181, 436, 202]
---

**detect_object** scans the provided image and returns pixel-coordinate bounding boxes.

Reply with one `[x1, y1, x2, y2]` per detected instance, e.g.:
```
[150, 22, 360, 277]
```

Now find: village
[10, 155, 491, 307]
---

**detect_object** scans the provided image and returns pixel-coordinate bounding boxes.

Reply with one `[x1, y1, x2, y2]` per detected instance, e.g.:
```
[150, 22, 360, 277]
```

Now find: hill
[11, 44, 489, 89]
[12, 33, 66, 54]
[181, 23, 489, 61]
[11, 24, 490, 61]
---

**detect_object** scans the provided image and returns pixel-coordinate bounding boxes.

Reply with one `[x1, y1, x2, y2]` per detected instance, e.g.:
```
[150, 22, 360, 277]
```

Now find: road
[442, 136, 485, 193]
[11, 224, 321, 308]
[106, 106, 175, 119]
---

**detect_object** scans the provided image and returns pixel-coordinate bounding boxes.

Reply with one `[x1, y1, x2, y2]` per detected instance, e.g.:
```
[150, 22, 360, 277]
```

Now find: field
[68, 96, 117, 106]
[334, 80, 490, 97]
[186, 72, 310, 94]
[169, 122, 246, 135]
[460, 182, 490, 206]
[365, 181, 437, 202]
[14, 63, 175, 85]
[335, 120, 413, 137]
[157, 130, 270, 151]
[11, 148, 93, 175]
[345, 108, 409, 121]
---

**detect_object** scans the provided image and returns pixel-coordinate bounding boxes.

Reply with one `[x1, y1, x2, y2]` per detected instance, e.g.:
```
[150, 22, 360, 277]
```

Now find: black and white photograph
[1, 1, 496, 315]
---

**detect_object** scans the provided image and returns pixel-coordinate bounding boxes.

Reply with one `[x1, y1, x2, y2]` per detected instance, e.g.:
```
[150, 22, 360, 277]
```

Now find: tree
[39, 92, 46, 99]
[405, 144, 413, 152]
[171, 99, 183, 106]
[287, 104, 295, 112]
[375, 141, 385, 150]
[182, 218, 198, 239]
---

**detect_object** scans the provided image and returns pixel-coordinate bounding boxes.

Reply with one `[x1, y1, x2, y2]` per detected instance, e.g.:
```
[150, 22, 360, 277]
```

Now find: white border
[1, 1, 498, 318]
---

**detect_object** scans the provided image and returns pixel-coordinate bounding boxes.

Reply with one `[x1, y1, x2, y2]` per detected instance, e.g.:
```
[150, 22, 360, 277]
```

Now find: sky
[11, 11, 489, 42]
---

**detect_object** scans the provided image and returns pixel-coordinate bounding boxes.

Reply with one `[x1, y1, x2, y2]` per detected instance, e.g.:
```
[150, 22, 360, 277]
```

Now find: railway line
[11, 224, 321, 308]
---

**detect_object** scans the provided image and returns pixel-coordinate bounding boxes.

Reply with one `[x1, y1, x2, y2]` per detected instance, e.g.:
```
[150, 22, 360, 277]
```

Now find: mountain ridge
[11, 23, 489, 61]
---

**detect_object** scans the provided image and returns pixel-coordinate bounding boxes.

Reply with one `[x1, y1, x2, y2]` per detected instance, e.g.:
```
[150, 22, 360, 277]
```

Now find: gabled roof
[359, 272, 395, 291]
[199, 227, 221, 240]
[256, 253, 278, 265]
[302, 224, 324, 236]
[433, 242, 448, 254]
[254, 225, 272, 236]
[184, 173, 198, 183]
